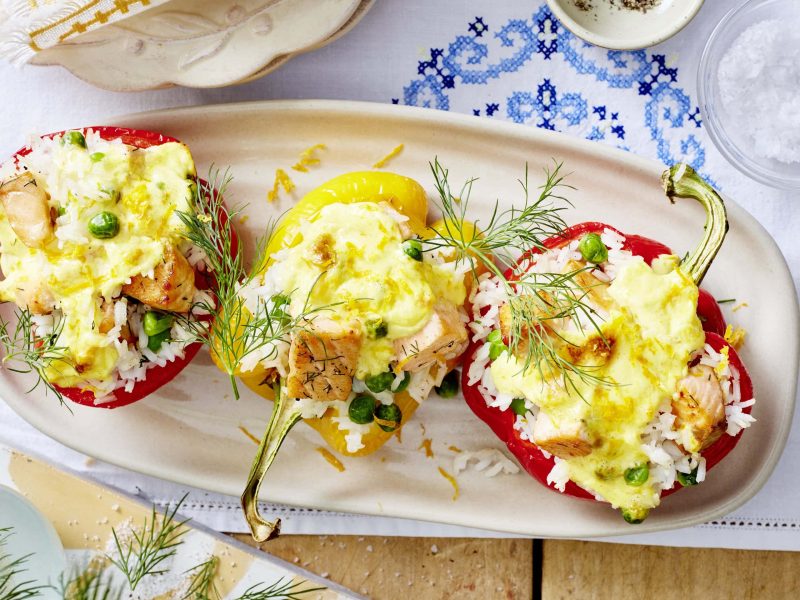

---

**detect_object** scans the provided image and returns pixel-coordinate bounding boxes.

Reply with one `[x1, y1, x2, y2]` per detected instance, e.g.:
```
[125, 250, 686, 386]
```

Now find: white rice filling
[467, 228, 756, 497]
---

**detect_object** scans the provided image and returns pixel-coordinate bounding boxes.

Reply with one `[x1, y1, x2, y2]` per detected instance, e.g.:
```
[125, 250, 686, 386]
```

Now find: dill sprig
[0, 307, 69, 405]
[183, 556, 220, 600]
[0, 528, 44, 600]
[107, 494, 189, 591]
[53, 566, 122, 600]
[176, 170, 339, 399]
[424, 159, 611, 393]
[234, 577, 327, 600]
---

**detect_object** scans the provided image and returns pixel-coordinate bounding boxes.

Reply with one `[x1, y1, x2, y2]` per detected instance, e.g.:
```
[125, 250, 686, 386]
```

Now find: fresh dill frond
[107, 494, 189, 591]
[424, 159, 612, 394]
[0, 307, 69, 405]
[0, 527, 44, 600]
[176, 169, 340, 399]
[182, 556, 220, 600]
[233, 577, 326, 600]
[53, 566, 122, 600]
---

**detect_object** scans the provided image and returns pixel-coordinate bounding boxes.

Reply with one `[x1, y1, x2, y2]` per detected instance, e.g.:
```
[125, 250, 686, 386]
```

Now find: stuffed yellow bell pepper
[215, 172, 476, 541]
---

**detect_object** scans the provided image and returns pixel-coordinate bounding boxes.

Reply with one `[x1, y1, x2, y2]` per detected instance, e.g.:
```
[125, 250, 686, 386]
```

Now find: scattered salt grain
[718, 19, 800, 164]
[366, 545, 374, 552]
[430, 544, 439, 555]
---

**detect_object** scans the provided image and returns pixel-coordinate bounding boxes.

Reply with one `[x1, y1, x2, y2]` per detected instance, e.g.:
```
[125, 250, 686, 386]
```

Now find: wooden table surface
[232, 534, 800, 599]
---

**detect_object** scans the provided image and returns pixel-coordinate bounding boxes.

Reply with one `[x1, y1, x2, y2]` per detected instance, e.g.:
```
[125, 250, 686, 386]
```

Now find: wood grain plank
[542, 540, 800, 600]
[231, 534, 535, 599]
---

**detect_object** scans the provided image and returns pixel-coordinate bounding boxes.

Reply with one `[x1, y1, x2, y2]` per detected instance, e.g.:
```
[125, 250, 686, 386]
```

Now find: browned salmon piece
[532, 411, 593, 459]
[15, 280, 54, 315]
[673, 364, 725, 451]
[394, 300, 468, 372]
[565, 259, 612, 311]
[122, 245, 195, 313]
[286, 318, 362, 401]
[0, 172, 53, 248]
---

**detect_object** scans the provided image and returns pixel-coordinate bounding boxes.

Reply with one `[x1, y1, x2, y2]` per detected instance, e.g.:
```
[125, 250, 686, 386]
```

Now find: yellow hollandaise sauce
[267, 201, 466, 379]
[0, 134, 196, 387]
[490, 256, 705, 518]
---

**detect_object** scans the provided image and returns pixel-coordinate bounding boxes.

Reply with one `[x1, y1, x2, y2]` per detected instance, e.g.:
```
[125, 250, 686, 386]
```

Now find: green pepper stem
[662, 163, 729, 286]
[241, 384, 303, 542]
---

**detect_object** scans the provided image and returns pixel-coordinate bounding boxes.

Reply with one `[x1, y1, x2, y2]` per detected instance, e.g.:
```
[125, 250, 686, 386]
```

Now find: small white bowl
[547, 0, 704, 50]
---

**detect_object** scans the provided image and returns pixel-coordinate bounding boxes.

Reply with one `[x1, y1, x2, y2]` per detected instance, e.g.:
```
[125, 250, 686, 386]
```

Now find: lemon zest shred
[732, 302, 749, 313]
[715, 345, 730, 376]
[724, 324, 747, 350]
[394, 427, 403, 444]
[448, 445, 462, 453]
[239, 215, 249, 224]
[438, 467, 459, 501]
[291, 144, 327, 173]
[372, 144, 404, 169]
[316, 447, 345, 472]
[238, 425, 260, 446]
[419, 438, 434, 458]
[267, 168, 295, 202]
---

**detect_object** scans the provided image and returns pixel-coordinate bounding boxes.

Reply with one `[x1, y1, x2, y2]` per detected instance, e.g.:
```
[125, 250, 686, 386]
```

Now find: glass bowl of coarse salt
[698, 0, 800, 190]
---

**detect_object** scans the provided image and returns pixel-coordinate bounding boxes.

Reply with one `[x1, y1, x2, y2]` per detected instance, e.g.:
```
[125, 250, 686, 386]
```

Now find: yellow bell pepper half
[238, 171, 478, 542]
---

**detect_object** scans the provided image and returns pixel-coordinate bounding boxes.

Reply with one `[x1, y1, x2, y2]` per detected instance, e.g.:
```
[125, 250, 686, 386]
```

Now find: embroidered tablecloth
[0, 0, 798, 549]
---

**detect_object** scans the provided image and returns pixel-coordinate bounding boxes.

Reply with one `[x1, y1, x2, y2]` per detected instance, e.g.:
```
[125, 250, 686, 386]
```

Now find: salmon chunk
[286, 319, 362, 401]
[673, 364, 725, 451]
[122, 245, 195, 312]
[394, 301, 468, 372]
[532, 411, 593, 459]
[0, 172, 53, 248]
[15, 280, 55, 315]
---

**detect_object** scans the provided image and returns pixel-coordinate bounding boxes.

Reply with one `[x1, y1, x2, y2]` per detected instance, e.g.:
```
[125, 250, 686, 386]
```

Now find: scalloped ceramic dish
[1, 101, 796, 538]
[29, 0, 373, 91]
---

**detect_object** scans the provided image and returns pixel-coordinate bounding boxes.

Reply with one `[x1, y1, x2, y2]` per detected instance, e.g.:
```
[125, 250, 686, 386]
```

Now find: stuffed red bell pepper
[0, 127, 227, 409]
[460, 163, 755, 523]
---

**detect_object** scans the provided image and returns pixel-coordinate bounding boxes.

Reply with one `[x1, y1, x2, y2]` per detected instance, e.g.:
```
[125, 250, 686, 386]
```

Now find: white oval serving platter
[1, 100, 796, 538]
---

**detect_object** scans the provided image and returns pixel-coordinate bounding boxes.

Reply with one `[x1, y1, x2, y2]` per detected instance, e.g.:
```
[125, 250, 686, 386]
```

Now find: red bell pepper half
[10, 126, 230, 409]
[461, 164, 754, 502]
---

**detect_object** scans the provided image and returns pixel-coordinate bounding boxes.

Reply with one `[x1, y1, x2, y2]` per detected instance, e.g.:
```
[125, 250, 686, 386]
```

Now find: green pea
[677, 467, 699, 487]
[393, 371, 411, 393]
[375, 403, 402, 432]
[143, 311, 173, 337]
[435, 369, 460, 398]
[510, 398, 528, 416]
[402, 239, 423, 261]
[621, 508, 647, 525]
[89, 152, 105, 162]
[365, 317, 388, 339]
[63, 131, 86, 148]
[489, 341, 506, 360]
[578, 233, 608, 264]
[147, 329, 171, 352]
[56, 206, 67, 217]
[88, 211, 120, 239]
[624, 464, 650, 487]
[365, 371, 395, 394]
[348, 394, 376, 424]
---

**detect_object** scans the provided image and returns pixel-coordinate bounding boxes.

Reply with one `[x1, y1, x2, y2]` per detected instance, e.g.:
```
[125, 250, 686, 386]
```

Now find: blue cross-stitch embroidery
[398, 4, 713, 182]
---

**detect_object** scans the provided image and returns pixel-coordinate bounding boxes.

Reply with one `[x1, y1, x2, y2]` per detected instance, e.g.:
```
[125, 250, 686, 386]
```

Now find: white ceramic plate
[547, 0, 704, 50]
[29, 0, 371, 91]
[2, 101, 797, 538]
[0, 486, 66, 598]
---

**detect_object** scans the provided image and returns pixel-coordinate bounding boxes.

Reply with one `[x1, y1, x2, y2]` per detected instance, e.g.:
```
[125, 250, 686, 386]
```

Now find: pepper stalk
[241, 384, 303, 541]
[662, 163, 729, 286]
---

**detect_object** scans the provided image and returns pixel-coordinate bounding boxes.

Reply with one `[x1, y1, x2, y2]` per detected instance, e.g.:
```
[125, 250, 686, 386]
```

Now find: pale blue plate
[0, 485, 67, 598]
